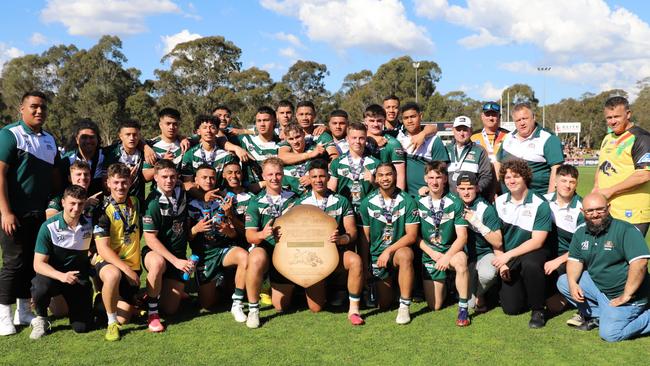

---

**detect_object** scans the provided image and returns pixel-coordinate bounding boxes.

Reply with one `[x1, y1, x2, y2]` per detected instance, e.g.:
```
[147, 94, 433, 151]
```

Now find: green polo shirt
[0, 120, 59, 215]
[366, 135, 405, 165]
[296, 190, 354, 234]
[495, 190, 552, 252]
[103, 143, 146, 205]
[244, 189, 297, 247]
[35, 212, 93, 277]
[417, 192, 468, 262]
[395, 130, 449, 195]
[329, 152, 381, 208]
[180, 143, 236, 187]
[142, 187, 188, 258]
[465, 197, 502, 262]
[568, 218, 650, 304]
[544, 192, 584, 255]
[359, 189, 419, 261]
[497, 125, 564, 195]
[236, 134, 281, 184]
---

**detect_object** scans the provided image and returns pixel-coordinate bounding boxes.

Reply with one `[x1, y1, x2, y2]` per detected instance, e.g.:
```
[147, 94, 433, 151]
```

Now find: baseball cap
[453, 115, 472, 128]
[482, 102, 501, 113]
[456, 171, 478, 186]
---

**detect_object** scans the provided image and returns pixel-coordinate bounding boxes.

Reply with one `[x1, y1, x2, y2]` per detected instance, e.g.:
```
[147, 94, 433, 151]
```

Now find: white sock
[107, 312, 118, 325]
[0, 304, 11, 316]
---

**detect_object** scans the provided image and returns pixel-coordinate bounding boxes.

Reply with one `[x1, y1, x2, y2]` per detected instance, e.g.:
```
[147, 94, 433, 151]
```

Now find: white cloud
[261, 0, 433, 54]
[30, 32, 48, 46]
[272, 32, 303, 48]
[458, 82, 505, 100]
[0, 43, 25, 73]
[415, 0, 650, 97]
[41, 0, 181, 37]
[161, 29, 202, 55]
[279, 47, 299, 60]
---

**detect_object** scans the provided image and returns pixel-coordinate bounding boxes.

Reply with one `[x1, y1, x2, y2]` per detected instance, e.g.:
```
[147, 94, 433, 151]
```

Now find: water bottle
[182, 254, 200, 281]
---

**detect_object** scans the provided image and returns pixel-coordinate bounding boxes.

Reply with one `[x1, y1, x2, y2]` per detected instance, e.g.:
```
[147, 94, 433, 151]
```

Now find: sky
[1, 0, 650, 105]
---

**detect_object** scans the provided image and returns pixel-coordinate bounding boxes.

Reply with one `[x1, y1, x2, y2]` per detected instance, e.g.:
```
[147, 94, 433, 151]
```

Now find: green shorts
[196, 247, 233, 285]
[422, 261, 447, 281]
[370, 251, 395, 281]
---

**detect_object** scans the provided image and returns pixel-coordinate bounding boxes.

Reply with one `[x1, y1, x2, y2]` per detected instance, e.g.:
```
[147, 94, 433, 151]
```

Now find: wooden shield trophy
[272, 205, 339, 288]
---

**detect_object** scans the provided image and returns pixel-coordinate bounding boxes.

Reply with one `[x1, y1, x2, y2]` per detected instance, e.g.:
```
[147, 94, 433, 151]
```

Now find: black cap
[456, 171, 478, 186]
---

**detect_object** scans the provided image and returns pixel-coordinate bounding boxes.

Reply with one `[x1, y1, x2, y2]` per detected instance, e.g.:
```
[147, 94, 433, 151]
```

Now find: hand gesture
[60, 271, 80, 285]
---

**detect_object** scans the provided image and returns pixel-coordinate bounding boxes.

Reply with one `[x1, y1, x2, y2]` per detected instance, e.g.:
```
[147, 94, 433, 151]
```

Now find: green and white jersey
[304, 130, 335, 148]
[237, 134, 281, 184]
[329, 152, 381, 208]
[497, 125, 564, 195]
[569, 218, 650, 304]
[395, 129, 449, 195]
[282, 140, 329, 195]
[418, 193, 468, 261]
[180, 143, 236, 187]
[544, 192, 584, 255]
[366, 134, 405, 164]
[334, 138, 349, 155]
[465, 197, 502, 262]
[244, 189, 297, 247]
[58, 148, 105, 194]
[143, 136, 183, 169]
[296, 190, 354, 234]
[495, 190, 552, 252]
[35, 212, 93, 277]
[229, 190, 254, 217]
[103, 142, 146, 204]
[142, 187, 188, 258]
[0, 120, 59, 214]
[187, 197, 237, 255]
[359, 189, 419, 260]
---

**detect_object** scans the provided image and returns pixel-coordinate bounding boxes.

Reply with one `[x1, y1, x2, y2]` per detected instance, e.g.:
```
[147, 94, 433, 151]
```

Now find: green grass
[2, 166, 650, 365]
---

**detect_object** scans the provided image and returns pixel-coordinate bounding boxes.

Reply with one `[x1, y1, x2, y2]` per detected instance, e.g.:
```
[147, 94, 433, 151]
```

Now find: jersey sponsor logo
[603, 240, 614, 251]
[412, 209, 419, 218]
[82, 230, 92, 239]
[598, 160, 617, 176]
[637, 152, 650, 164]
[143, 216, 153, 225]
[113, 211, 121, 220]
[244, 213, 252, 223]
[580, 240, 589, 250]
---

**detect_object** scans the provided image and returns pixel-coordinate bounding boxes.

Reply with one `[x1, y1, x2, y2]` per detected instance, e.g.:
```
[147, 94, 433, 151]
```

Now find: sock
[248, 302, 259, 311]
[148, 296, 160, 316]
[107, 312, 118, 325]
[348, 293, 361, 303]
[459, 298, 468, 309]
[399, 297, 412, 308]
[232, 288, 245, 306]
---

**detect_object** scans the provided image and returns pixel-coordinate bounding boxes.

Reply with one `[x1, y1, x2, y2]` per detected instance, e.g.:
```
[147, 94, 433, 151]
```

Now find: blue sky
[1, 0, 650, 105]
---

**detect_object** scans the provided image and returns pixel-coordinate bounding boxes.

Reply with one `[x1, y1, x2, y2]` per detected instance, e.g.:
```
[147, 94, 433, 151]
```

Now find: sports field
[1, 167, 649, 365]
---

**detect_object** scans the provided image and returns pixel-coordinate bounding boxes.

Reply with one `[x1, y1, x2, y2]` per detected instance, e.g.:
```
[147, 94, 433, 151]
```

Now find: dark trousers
[499, 249, 548, 315]
[31, 274, 93, 333]
[0, 212, 45, 304]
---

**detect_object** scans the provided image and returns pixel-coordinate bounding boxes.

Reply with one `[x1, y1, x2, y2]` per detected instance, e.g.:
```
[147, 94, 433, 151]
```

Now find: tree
[501, 84, 539, 119]
[370, 56, 441, 104]
[281, 60, 329, 102]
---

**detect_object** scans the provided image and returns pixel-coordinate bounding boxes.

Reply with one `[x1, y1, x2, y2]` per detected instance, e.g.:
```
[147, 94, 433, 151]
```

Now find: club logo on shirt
[528, 143, 535, 149]
[580, 240, 589, 250]
[637, 152, 650, 164]
[522, 209, 532, 217]
[564, 215, 573, 222]
[625, 210, 633, 218]
[604, 241, 614, 251]
[598, 160, 617, 176]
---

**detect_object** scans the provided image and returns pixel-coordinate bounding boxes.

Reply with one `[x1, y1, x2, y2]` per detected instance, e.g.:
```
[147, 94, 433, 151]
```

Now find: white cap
[453, 115, 472, 128]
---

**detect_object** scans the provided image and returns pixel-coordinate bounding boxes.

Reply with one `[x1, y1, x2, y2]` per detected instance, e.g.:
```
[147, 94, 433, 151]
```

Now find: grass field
[1, 167, 649, 365]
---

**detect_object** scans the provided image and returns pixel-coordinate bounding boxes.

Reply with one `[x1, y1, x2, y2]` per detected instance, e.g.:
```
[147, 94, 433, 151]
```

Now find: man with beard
[557, 192, 650, 342]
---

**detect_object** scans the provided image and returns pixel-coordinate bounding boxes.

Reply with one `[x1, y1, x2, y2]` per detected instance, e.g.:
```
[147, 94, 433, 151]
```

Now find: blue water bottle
[182, 254, 200, 281]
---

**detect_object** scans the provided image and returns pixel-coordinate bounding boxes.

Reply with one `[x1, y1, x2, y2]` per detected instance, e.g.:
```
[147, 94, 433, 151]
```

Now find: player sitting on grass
[93, 163, 142, 341]
[187, 164, 250, 322]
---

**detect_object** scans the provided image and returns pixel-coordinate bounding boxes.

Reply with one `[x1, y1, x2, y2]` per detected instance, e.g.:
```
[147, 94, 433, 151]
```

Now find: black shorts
[141, 246, 185, 282]
[95, 261, 140, 304]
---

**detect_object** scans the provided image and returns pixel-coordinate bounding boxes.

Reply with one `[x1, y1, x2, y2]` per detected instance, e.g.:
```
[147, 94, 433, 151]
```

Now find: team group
[0, 91, 649, 343]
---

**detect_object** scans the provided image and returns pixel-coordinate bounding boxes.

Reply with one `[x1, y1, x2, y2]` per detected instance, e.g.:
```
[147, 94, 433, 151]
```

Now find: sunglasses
[482, 103, 501, 113]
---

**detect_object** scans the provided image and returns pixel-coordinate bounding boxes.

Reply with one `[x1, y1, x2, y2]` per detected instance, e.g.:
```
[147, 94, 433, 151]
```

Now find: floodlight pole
[413, 62, 421, 104]
[537, 66, 551, 129]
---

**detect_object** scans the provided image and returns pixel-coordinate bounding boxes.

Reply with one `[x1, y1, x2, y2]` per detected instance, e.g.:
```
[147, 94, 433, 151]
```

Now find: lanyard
[452, 144, 472, 171]
[200, 146, 217, 165]
[481, 129, 505, 156]
[347, 154, 366, 181]
[379, 193, 396, 225]
[267, 193, 284, 218]
[312, 191, 329, 211]
[109, 197, 136, 235]
[119, 145, 141, 168]
[163, 187, 180, 217]
[428, 196, 446, 230]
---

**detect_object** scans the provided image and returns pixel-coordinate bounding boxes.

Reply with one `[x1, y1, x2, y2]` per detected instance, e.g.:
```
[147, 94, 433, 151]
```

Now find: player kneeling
[30, 185, 94, 339]
[188, 164, 249, 322]
[418, 162, 471, 326]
